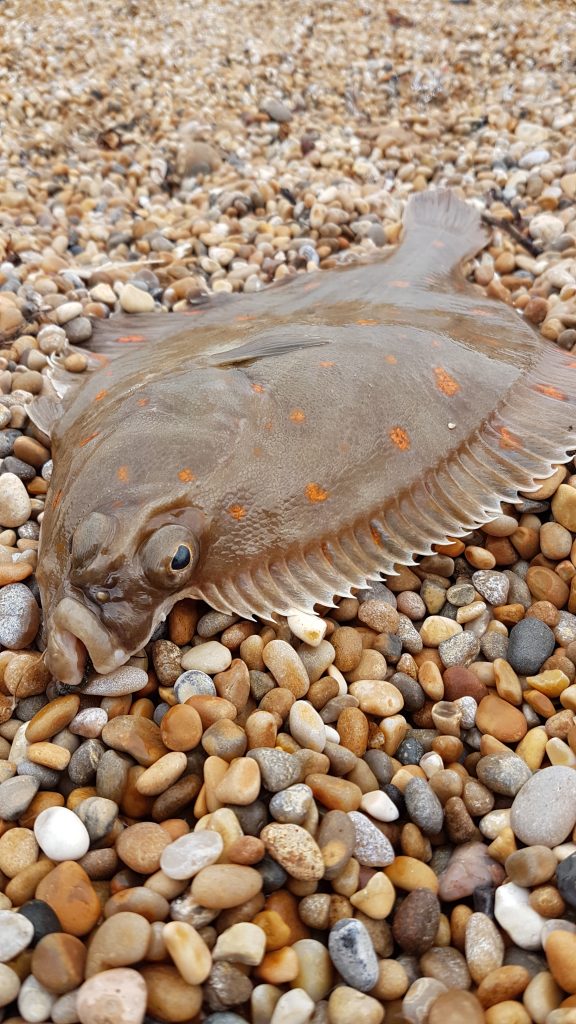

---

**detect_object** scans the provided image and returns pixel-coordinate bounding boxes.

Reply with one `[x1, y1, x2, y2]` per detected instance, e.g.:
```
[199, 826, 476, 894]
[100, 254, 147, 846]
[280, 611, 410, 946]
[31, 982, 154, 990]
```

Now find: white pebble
[119, 283, 155, 313]
[360, 790, 399, 822]
[51, 991, 80, 1024]
[33, 806, 90, 861]
[287, 611, 327, 647]
[494, 881, 547, 950]
[18, 975, 56, 1023]
[270, 988, 315, 1024]
[181, 641, 232, 674]
[0, 963, 21, 1007]
[160, 830, 223, 880]
[55, 302, 83, 324]
[0, 473, 32, 528]
[289, 700, 326, 753]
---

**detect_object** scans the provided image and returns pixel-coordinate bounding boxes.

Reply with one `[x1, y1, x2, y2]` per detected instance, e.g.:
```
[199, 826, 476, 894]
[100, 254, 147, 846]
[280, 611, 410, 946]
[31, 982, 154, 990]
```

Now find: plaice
[31, 190, 576, 682]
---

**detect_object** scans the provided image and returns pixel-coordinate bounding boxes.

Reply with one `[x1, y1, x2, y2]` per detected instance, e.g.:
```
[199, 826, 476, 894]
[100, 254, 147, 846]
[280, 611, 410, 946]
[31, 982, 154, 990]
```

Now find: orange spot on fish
[94, 389, 108, 402]
[111, 499, 124, 509]
[431, 340, 442, 349]
[228, 504, 247, 520]
[92, 353, 110, 367]
[251, 383, 265, 394]
[390, 279, 410, 288]
[319, 360, 335, 368]
[116, 334, 145, 343]
[51, 489, 63, 511]
[385, 354, 397, 364]
[79, 432, 99, 448]
[303, 280, 320, 292]
[263, 420, 274, 431]
[290, 408, 306, 423]
[370, 524, 383, 548]
[237, 314, 257, 321]
[117, 466, 129, 482]
[305, 482, 329, 503]
[321, 542, 334, 564]
[178, 468, 195, 483]
[535, 384, 567, 401]
[498, 426, 521, 450]
[434, 367, 460, 397]
[137, 397, 150, 407]
[432, 239, 446, 249]
[253, 446, 263, 458]
[390, 426, 410, 451]
[470, 307, 490, 317]
[338, 441, 350, 454]
[357, 318, 378, 326]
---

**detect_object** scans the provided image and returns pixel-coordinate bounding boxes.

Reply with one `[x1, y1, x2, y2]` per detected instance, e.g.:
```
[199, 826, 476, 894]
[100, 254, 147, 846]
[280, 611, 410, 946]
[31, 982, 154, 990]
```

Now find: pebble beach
[2, 0, 576, 1022]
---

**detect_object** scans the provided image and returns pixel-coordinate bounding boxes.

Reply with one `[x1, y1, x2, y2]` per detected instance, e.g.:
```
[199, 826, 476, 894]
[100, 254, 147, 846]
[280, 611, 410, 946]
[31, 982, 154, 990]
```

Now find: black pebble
[0, 456, 36, 481]
[473, 884, 496, 917]
[0, 429, 21, 458]
[396, 737, 425, 766]
[257, 854, 288, 893]
[556, 852, 576, 909]
[390, 672, 426, 713]
[382, 783, 405, 813]
[18, 899, 62, 944]
[507, 618, 556, 675]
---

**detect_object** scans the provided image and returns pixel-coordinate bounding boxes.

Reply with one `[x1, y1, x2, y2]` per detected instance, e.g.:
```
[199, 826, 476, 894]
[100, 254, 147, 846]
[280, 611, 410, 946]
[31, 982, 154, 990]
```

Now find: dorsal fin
[205, 333, 329, 368]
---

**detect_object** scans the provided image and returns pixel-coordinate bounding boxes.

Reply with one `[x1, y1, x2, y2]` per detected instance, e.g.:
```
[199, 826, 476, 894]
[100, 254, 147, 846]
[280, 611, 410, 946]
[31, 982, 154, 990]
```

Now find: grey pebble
[363, 749, 393, 785]
[228, 801, 268, 836]
[17, 761, 60, 788]
[0, 456, 35, 481]
[68, 739, 105, 785]
[504, 570, 532, 609]
[0, 909, 34, 962]
[510, 766, 576, 847]
[78, 666, 147, 696]
[397, 615, 423, 654]
[507, 618, 556, 674]
[249, 670, 275, 701]
[476, 753, 532, 796]
[174, 669, 216, 702]
[203, 1016, 247, 1024]
[269, 784, 313, 824]
[96, 749, 132, 803]
[439, 631, 480, 667]
[15, 695, 48, 721]
[196, 611, 239, 637]
[0, 583, 40, 649]
[472, 571, 510, 606]
[446, 581, 475, 607]
[64, 316, 92, 343]
[260, 97, 293, 123]
[328, 918, 379, 992]
[480, 631, 509, 661]
[348, 811, 395, 866]
[75, 796, 119, 842]
[247, 748, 302, 792]
[404, 777, 444, 835]
[390, 672, 425, 712]
[555, 610, 576, 646]
[205, 962, 253, 1011]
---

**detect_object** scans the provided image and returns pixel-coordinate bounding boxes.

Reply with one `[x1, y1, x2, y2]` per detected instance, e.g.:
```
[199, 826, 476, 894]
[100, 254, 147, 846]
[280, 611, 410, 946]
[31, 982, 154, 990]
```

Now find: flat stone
[0, 583, 40, 649]
[261, 823, 324, 880]
[18, 900, 62, 945]
[438, 842, 506, 901]
[510, 766, 576, 846]
[79, 667, 147, 696]
[181, 641, 232, 674]
[247, 748, 302, 792]
[160, 830, 224, 880]
[472, 570, 510, 605]
[0, 775, 39, 820]
[404, 778, 444, 835]
[465, 912, 505, 984]
[36, 862, 101, 937]
[0, 472, 32, 527]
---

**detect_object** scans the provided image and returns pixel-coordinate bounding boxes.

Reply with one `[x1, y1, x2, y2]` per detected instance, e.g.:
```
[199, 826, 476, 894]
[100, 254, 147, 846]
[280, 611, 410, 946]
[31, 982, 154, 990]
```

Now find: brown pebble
[116, 822, 171, 873]
[141, 963, 202, 1022]
[191, 864, 263, 909]
[477, 965, 531, 1007]
[475, 694, 528, 742]
[31, 933, 86, 993]
[36, 860, 101, 936]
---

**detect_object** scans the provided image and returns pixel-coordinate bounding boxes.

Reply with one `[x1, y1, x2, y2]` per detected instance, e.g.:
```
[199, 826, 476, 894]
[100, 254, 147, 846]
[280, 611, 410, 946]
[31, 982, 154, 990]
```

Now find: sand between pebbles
[2, 0, 576, 1022]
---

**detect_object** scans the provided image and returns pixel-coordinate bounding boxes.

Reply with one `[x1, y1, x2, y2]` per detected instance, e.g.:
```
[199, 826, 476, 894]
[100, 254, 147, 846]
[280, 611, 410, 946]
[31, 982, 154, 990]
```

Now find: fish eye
[95, 590, 110, 603]
[171, 545, 191, 571]
[140, 525, 197, 588]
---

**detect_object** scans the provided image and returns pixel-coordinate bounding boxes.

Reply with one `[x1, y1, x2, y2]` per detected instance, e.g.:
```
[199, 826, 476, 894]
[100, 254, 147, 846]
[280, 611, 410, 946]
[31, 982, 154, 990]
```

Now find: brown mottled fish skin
[35, 191, 576, 683]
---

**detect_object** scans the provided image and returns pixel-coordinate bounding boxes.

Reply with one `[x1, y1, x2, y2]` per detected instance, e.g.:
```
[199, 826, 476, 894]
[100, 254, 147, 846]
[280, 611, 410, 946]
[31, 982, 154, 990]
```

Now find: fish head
[38, 499, 204, 685]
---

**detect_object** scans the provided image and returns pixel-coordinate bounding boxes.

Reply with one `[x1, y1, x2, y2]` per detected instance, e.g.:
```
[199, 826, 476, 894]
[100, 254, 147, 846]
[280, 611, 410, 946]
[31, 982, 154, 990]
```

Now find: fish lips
[45, 596, 129, 684]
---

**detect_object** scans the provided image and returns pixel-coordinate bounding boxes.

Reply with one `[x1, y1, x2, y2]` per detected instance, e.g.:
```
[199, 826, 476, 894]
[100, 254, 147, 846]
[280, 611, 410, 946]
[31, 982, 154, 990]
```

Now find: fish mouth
[45, 597, 129, 684]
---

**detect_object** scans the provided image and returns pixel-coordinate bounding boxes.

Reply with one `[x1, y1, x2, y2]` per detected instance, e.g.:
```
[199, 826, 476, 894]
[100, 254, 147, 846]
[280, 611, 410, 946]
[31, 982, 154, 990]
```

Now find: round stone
[392, 889, 440, 955]
[507, 618, 556, 675]
[34, 806, 90, 861]
[476, 753, 532, 797]
[510, 766, 576, 847]
[0, 472, 32, 527]
[404, 778, 444, 835]
[328, 918, 379, 993]
[347, 811, 395, 866]
[0, 962, 20, 1008]
[77, 968, 147, 1024]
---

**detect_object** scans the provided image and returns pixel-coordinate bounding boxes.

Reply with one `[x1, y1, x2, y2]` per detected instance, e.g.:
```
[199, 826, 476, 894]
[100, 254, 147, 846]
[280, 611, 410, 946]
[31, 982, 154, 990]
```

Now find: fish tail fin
[390, 189, 489, 281]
